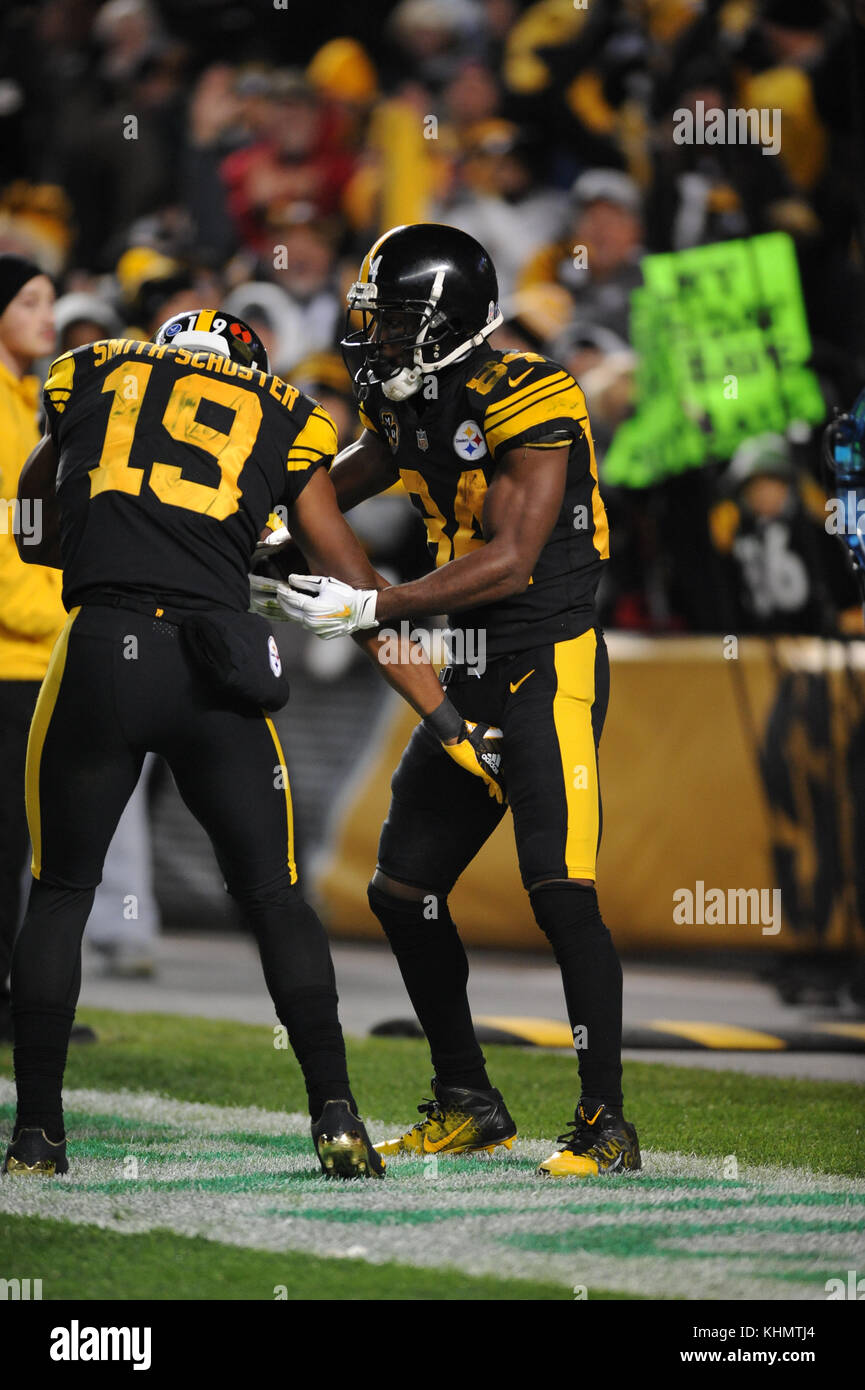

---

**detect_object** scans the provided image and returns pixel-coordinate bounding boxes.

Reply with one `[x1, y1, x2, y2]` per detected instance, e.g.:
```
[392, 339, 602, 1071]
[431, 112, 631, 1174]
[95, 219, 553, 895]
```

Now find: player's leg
[164, 701, 380, 1173]
[368, 694, 516, 1156]
[0, 681, 40, 1041]
[6, 610, 144, 1174]
[503, 629, 640, 1176]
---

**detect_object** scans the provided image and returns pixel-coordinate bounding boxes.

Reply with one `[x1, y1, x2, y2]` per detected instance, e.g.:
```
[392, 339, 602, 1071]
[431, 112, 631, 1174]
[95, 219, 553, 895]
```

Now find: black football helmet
[154, 308, 269, 374]
[341, 223, 502, 402]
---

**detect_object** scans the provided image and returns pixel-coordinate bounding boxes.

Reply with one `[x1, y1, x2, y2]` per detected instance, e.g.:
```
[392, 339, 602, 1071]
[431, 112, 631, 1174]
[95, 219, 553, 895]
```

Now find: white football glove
[249, 574, 285, 620]
[278, 573, 379, 639]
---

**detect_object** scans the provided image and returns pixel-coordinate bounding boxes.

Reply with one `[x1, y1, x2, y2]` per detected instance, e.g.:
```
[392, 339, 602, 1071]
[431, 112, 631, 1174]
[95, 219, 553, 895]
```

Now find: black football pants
[11, 604, 352, 1122]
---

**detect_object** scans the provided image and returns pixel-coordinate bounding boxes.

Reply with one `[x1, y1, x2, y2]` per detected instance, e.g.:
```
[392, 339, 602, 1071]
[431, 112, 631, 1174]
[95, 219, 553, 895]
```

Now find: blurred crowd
[2, 0, 865, 636]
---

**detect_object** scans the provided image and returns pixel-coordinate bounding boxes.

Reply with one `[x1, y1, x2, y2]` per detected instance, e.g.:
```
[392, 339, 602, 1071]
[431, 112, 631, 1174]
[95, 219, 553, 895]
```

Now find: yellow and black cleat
[375, 1079, 517, 1158]
[3, 1126, 68, 1177]
[538, 1102, 641, 1178]
[312, 1100, 385, 1179]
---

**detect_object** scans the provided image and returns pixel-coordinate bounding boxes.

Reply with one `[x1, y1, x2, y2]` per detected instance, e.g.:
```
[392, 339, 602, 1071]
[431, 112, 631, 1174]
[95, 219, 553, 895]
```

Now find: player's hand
[249, 526, 302, 618]
[278, 573, 379, 639]
[442, 720, 505, 805]
[249, 574, 285, 619]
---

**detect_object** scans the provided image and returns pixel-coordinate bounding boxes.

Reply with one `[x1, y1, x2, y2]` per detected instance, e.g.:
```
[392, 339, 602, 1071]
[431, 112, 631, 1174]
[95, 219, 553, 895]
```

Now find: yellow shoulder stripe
[359, 403, 377, 433]
[484, 370, 569, 423]
[287, 404, 338, 472]
[44, 352, 76, 414]
[485, 382, 582, 454]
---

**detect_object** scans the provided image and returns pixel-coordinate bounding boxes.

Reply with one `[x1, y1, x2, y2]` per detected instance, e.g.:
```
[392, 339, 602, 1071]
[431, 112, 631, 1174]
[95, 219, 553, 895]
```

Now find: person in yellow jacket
[0, 256, 73, 1044]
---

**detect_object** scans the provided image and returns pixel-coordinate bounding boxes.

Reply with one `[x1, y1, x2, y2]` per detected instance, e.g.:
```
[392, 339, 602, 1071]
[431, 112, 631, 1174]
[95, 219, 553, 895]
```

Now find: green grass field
[1, 1008, 863, 1301]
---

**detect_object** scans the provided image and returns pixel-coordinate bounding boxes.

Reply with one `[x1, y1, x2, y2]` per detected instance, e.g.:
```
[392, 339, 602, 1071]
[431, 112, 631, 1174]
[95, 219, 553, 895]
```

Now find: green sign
[604, 233, 825, 488]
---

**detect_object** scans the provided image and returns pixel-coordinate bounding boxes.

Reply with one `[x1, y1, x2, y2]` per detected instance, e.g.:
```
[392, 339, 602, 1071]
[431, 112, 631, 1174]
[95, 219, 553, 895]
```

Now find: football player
[5, 308, 502, 1182]
[256, 225, 641, 1177]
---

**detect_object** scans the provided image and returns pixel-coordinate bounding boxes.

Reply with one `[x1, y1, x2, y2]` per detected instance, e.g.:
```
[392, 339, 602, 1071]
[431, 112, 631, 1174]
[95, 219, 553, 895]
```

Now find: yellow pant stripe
[25, 607, 81, 879]
[264, 715, 297, 884]
[552, 630, 599, 880]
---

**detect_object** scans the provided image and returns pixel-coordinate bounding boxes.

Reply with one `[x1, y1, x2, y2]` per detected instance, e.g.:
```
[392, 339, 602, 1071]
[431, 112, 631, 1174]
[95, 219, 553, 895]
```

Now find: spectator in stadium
[488, 283, 574, 358]
[222, 281, 305, 380]
[53, 292, 123, 353]
[0, 256, 66, 1044]
[386, 0, 485, 92]
[263, 214, 343, 364]
[438, 120, 568, 299]
[709, 432, 864, 636]
[219, 71, 356, 258]
[520, 169, 644, 343]
[644, 56, 792, 254]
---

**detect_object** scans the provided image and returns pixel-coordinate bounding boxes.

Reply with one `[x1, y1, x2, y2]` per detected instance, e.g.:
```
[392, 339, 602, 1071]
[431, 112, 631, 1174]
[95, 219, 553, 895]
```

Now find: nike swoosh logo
[327, 606, 352, 619]
[509, 669, 535, 693]
[423, 1117, 474, 1152]
[508, 369, 532, 387]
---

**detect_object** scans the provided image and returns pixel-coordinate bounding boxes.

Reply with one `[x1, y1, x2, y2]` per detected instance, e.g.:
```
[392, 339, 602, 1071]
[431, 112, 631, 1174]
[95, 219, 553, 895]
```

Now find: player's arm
[284, 467, 447, 715]
[327, 428, 399, 511]
[374, 441, 568, 621]
[16, 433, 62, 568]
[283, 467, 504, 799]
[254, 428, 395, 554]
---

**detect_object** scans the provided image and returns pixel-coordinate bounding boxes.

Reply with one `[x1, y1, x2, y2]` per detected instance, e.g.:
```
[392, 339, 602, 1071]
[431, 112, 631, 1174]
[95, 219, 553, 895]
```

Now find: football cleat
[375, 1078, 517, 1158]
[3, 1126, 68, 1177]
[312, 1100, 385, 1179]
[538, 1102, 641, 1178]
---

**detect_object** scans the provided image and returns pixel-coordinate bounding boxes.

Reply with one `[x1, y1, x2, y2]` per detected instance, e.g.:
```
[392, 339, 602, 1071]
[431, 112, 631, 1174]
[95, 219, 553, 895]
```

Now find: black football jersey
[358, 345, 610, 660]
[43, 337, 337, 612]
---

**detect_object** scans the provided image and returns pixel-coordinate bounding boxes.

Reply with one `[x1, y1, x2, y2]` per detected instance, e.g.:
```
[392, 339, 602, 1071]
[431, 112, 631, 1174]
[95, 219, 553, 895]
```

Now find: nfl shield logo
[416, 429, 429, 451]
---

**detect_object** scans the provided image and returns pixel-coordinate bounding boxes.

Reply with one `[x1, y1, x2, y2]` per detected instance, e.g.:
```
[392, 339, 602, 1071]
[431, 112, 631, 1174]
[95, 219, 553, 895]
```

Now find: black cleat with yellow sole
[312, 1100, 386, 1179]
[538, 1101, 641, 1177]
[3, 1126, 68, 1177]
[375, 1078, 517, 1158]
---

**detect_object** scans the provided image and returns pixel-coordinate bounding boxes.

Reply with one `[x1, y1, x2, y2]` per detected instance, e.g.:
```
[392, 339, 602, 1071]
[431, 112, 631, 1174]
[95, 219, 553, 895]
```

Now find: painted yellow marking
[476, 1015, 575, 1048]
[648, 1020, 786, 1050]
[815, 1022, 865, 1041]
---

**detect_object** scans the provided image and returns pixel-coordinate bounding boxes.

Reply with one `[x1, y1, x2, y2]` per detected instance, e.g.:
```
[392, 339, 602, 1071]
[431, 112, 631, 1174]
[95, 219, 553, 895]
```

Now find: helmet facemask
[341, 267, 502, 402]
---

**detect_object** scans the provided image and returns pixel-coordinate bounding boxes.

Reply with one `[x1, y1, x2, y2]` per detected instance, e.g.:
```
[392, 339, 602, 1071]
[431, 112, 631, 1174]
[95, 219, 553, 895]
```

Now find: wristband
[422, 696, 464, 742]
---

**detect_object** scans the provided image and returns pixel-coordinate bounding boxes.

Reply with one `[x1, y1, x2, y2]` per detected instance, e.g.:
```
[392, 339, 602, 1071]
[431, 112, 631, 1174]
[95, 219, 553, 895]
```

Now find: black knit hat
[0, 254, 46, 318]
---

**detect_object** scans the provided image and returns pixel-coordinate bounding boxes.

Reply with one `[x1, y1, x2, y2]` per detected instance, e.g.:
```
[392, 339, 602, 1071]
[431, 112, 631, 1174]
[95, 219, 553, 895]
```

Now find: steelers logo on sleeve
[453, 420, 488, 461]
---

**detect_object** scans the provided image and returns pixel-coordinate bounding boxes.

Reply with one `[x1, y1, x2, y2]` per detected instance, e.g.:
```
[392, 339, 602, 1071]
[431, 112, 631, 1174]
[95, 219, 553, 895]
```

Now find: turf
[0, 1214, 603, 1301]
[1, 1007, 860, 1177]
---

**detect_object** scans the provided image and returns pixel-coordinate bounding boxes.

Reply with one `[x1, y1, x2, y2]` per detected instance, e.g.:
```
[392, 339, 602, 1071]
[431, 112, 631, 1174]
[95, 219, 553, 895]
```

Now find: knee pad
[230, 870, 301, 914]
[367, 882, 451, 951]
[529, 883, 610, 957]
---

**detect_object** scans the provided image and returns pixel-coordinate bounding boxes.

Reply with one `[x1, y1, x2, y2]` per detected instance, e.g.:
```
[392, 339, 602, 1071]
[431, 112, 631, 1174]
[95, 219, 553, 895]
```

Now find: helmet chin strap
[382, 366, 424, 401]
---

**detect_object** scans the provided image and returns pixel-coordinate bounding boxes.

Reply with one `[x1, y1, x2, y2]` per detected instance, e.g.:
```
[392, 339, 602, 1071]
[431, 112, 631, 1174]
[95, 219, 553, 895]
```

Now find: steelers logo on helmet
[153, 309, 269, 375]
